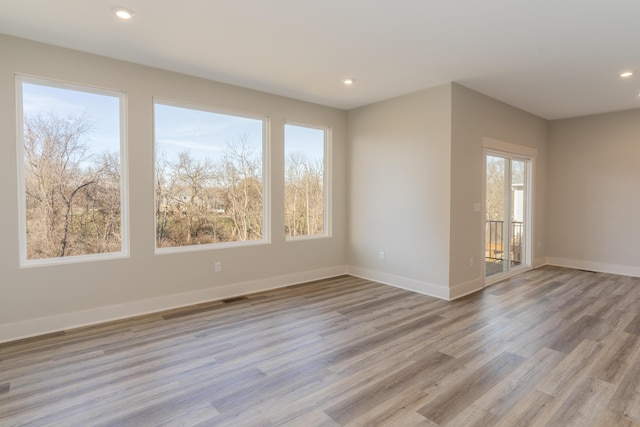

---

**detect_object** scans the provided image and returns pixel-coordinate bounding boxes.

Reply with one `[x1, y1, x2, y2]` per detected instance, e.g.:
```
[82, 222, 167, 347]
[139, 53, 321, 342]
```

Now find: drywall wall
[347, 84, 452, 298]
[547, 109, 640, 276]
[346, 83, 548, 299]
[450, 84, 548, 296]
[0, 34, 348, 341]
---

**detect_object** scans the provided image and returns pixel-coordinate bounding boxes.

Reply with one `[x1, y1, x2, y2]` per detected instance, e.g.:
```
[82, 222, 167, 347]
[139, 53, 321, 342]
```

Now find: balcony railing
[486, 220, 523, 265]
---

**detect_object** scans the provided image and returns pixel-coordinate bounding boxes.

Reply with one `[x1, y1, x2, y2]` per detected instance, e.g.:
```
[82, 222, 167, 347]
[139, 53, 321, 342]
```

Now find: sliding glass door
[485, 152, 530, 279]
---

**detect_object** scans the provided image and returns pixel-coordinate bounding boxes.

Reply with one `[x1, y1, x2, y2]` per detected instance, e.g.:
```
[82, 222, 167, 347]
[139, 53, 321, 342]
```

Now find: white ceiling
[1, 0, 639, 120]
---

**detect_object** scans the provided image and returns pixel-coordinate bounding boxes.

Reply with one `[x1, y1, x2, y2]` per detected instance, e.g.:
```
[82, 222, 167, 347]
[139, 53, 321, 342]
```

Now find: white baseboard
[449, 278, 484, 300]
[0, 265, 348, 344]
[546, 257, 640, 278]
[534, 257, 548, 268]
[346, 266, 450, 300]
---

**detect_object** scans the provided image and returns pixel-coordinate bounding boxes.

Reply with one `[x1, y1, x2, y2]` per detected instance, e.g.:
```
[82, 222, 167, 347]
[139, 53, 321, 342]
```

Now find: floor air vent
[222, 296, 248, 303]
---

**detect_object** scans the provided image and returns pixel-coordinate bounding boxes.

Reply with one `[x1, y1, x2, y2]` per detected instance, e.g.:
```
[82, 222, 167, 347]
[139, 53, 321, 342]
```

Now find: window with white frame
[17, 77, 127, 264]
[154, 100, 267, 250]
[284, 123, 328, 238]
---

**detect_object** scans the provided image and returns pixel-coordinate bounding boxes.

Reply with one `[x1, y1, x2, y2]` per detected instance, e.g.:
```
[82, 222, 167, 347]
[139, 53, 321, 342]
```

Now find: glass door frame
[481, 138, 536, 286]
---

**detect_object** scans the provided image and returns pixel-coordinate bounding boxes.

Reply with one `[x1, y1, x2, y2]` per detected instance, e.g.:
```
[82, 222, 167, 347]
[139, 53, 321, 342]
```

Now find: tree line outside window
[284, 123, 326, 238]
[18, 78, 126, 263]
[153, 101, 266, 249]
[17, 78, 329, 264]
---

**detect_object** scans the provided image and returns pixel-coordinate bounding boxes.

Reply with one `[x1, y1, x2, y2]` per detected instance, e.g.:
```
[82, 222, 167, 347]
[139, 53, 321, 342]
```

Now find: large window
[284, 123, 328, 238]
[154, 100, 267, 250]
[17, 77, 127, 265]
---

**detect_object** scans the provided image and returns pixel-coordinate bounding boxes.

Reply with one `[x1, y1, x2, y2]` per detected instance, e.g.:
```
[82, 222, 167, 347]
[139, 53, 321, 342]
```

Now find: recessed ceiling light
[112, 6, 135, 20]
[620, 71, 634, 78]
[343, 79, 354, 85]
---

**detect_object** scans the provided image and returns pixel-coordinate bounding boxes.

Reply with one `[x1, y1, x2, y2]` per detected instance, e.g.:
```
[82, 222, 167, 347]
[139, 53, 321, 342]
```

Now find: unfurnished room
[1, 1, 640, 426]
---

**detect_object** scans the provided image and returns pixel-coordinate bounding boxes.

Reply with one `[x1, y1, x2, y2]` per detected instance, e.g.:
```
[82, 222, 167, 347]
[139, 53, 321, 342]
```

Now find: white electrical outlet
[469, 257, 474, 267]
[379, 251, 385, 260]
[215, 262, 222, 272]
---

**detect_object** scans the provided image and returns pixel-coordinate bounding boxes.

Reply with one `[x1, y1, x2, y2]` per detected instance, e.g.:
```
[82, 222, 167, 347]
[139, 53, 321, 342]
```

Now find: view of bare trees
[155, 135, 264, 247]
[23, 113, 122, 259]
[486, 156, 506, 221]
[22, 95, 327, 258]
[154, 134, 325, 246]
[486, 156, 525, 221]
[285, 152, 324, 237]
[485, 155, 527, 270]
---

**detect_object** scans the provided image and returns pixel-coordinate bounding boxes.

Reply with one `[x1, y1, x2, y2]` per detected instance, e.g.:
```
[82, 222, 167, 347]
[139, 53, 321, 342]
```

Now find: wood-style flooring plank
[495, 390, 556, 427]
[417, 351, 524, 425]
[2, 266, 640, 426]
[323, 351, 453, 424]
[544, 377, 616, 427]
[536, 339, 603, 397]
[606, 345, 640, 423]
[589, 330, 640, 384]
[342, 386, 432, 427]
[474, 346, 565, 418]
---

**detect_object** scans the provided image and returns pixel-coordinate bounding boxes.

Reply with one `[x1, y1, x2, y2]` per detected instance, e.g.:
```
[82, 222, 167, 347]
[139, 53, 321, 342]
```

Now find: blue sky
[155, 102, 325, 164]
[154, 102, 263, 163]
[21, 81, 325, 166]
[285, 123, 325, 162]
[21, 81, 121, 155]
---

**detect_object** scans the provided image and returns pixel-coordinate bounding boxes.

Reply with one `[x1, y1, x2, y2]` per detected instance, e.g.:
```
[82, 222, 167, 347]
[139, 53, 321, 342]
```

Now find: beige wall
[0, 34, 348, 341]
[547, 109, 640, 275]
[347, 85, 452, 298]
[4, 32, 638, 342]
[346, 83, 548, 299]
[450, 84, 549, 295]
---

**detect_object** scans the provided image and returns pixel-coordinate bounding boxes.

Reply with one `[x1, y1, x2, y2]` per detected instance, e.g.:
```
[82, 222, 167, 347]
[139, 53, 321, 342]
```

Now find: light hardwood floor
[2, 266, 640, 426]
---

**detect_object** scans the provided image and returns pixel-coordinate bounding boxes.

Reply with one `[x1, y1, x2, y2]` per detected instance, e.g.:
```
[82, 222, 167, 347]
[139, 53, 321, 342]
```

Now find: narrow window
[17, 77, 127, 265]
[154, 100, 266, 250]
[284, 123, 328, 238]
